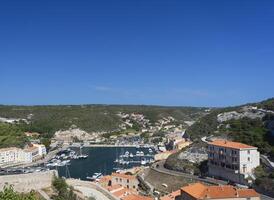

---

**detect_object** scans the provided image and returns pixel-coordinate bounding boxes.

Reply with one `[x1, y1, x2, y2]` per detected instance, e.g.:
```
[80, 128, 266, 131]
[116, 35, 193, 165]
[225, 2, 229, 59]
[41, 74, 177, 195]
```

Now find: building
[207, 140, 260, 184]
[0, 144, 47, 167]
[175, 141, 192, 150]
[179, 182, 260, 200]
[161, 190, 181, 200]
[0, 147, 25, 167]
[111, 173, 139, 190]
[32, 144, 47, 157]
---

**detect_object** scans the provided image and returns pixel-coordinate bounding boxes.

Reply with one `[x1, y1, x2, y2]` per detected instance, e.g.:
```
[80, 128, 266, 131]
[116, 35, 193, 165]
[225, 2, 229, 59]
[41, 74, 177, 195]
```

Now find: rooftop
[181, 183, 260, 199]
[161, 190, 181, 200]
[111, 173, 136, 180]
[209, 140, 256, 150]
[121, 194, 153, 200]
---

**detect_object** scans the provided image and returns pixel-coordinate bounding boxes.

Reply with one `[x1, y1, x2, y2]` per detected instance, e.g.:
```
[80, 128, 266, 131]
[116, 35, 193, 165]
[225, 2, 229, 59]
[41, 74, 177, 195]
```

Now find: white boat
[87, 173, 102, 181]
[77, 154, 88, 159]
[129, 153, 134, 158]
[148, 148, 153, 153]
[141, 159, 147, 165]
[141, 160, 147, 165]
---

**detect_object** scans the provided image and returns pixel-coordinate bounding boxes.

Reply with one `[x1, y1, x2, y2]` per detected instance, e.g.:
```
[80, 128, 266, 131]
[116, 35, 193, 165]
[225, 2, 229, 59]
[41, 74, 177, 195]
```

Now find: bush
[52, 176, 77, 200]
[0, 185, 38, 200]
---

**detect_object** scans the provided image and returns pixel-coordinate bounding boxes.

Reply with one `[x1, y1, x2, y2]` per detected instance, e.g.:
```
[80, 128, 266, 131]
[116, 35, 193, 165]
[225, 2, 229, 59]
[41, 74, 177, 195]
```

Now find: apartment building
[0, 144, 47, 167]
[179, 182, 260, 200]
[207, 140, 260, 184]
[111, 173, 139, 190]
[0, 147, 25, 167]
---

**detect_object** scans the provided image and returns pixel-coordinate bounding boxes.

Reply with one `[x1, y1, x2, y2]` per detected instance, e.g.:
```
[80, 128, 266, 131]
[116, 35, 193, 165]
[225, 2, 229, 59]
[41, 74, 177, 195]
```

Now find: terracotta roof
[122, 194, 153, 200]
[112, 187, 133, 198]
[161, 190, 181, 200]
[98, 175, 112, 183]
[106, 184, 123, 192]
[181, 183, 260, 199]
[209, 140, 256, 150]
[111, 172, 136, 180]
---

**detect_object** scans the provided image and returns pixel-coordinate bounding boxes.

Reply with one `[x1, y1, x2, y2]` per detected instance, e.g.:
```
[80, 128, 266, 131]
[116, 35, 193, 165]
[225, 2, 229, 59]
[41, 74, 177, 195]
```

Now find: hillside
[186, 98, 274, 157]
[0, 104, 207, 148]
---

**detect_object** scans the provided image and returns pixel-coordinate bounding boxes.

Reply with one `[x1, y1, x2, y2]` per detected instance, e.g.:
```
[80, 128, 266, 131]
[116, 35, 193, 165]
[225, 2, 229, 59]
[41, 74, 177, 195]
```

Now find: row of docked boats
[46, 148, 88, 168]
[115, 158, 154, 165]
[119, 148, 153, 158]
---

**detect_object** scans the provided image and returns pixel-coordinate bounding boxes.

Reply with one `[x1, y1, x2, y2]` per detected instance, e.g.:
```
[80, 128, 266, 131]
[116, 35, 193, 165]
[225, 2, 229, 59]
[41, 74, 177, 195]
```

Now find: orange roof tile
[181, 183, 260, 199]
[122, 194, 153, 200]
[111, 172, 136, 180]
[209, 140, 256, 150]
[161, 190, 181, 200]
[112, 187, 133, 198]
[98, 175, 112, 183]
[106, 184, 123, 192]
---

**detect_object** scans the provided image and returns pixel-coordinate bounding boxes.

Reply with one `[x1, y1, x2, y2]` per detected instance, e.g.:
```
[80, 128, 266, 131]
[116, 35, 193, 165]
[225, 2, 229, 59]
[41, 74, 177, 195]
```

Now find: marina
[49, 146, 156, 180]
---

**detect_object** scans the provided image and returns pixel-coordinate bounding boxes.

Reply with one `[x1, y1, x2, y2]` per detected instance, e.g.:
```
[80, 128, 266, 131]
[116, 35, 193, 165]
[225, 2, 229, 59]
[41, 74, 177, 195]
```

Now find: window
[247, 150, 250, 154]
[127, 179, 129, 183]
[133, 186, 136, 189]
[127, 185, 129, 189]
[248, 157, 250, 162]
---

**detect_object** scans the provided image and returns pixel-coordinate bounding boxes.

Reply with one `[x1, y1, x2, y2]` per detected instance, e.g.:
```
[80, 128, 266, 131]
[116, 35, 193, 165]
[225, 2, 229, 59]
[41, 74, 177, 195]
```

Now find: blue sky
[1, 0, 274, 107]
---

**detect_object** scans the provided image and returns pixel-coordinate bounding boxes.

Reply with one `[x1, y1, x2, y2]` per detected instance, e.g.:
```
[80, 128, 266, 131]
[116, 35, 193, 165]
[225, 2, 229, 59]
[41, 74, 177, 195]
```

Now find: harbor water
[57, 147, 154, 180]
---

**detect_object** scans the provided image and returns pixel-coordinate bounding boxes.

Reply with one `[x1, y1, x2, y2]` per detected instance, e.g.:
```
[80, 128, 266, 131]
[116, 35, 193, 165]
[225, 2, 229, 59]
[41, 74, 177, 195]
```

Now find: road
[151, 160, 227, 185]
[66, 178, 119, 200]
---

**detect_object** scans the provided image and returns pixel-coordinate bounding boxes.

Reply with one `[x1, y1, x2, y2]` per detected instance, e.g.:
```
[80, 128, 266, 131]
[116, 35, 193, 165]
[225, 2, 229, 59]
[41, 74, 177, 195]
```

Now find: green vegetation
[164, 150, 199, 175]
[0, 105, 205, 148]
[52, 176, 77, 200]
[0, 185, 39, 200]
[186, 98, 274, 158]
[220, 117, 274, 155]
[0, 123, 28, 148]
[0, 105, 205, 135]
[186, 110, 220, 140]
[257, 98, 274, 111]
[254, 166, 274, 197]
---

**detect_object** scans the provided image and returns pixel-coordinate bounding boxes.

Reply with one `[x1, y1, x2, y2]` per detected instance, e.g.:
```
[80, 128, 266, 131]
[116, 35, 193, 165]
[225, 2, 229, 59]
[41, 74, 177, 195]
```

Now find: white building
[0, 144, 47, 167]
[33, 144, 47, 156]
[208, 140, 260, 184]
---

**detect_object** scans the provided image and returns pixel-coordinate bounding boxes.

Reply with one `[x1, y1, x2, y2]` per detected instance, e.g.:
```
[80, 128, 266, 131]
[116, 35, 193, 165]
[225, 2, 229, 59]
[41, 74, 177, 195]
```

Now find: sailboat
[77, 146, 88, 159]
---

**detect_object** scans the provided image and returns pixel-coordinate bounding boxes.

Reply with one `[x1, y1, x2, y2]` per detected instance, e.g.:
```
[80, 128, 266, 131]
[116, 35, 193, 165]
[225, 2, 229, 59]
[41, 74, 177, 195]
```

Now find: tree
[0, 185, 38, 200]
[52, 176, 77, 200]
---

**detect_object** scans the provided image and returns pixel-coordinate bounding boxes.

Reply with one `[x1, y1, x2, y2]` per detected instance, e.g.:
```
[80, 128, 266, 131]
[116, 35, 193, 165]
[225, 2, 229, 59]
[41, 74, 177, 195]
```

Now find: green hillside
[186, 98, 274, 158]
[0, 104, 206, 148]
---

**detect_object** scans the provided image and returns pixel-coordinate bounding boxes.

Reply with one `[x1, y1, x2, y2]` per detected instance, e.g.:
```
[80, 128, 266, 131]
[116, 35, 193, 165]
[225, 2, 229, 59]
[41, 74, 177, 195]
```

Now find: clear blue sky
[1, 0, 274, 107]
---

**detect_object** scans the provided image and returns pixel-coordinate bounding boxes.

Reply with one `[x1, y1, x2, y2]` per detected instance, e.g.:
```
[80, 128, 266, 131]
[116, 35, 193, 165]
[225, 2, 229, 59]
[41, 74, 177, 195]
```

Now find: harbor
[47, 146, 156, 180]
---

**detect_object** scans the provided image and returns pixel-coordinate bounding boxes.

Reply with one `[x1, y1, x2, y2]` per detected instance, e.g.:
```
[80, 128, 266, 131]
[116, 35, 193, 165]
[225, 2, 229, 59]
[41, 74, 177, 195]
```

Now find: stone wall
[0, 170, 58, 192]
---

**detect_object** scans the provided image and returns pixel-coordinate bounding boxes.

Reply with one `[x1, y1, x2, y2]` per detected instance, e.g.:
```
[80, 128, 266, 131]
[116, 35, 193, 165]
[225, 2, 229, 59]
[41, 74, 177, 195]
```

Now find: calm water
[57, 147, 153, 180]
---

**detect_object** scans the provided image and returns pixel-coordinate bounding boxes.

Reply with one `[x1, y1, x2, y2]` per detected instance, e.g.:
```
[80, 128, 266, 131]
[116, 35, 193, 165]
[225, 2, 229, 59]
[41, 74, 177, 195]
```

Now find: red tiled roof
[122, 194, 153, 200]
[209, 140, 256, 150]
[111, 172, 136, 180]
[161, 190, 181, 200]
[181, 183, 260, 199]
